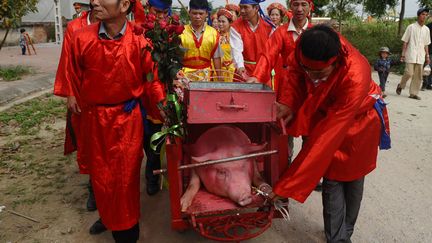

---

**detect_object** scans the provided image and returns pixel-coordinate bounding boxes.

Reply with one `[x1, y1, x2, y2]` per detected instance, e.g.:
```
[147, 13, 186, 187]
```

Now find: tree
[418, 0, 432, 8]
[399, 0, 406, 36]
[0, 0, 39, 51]
[328, 0, 360, 32]
[363, 0, 398, 18]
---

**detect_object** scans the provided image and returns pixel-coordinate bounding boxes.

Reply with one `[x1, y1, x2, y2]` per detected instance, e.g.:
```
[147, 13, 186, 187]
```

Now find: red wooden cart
[159, 82, 289, 242]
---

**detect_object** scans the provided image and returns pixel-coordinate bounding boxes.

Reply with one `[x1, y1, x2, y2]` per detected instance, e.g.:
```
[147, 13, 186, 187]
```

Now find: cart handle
[216, 102, 248, 110]
[153, 150, 278, 175]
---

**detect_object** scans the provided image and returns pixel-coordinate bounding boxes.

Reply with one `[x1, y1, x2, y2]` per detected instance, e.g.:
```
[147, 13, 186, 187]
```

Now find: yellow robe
[180, 24, 219, 81]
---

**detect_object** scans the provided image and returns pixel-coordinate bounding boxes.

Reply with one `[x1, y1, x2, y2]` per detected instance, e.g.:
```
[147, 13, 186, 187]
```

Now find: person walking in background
[422, 20, 432, 90]
[374, 47, 392, 98]
[19, 29, 27, 55]
[396, 7, 431, 100]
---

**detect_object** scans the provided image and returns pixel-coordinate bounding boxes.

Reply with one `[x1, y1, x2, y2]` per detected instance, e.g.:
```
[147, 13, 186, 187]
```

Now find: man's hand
[426, 56, 431, 65]
[400, 56, 405, 63]
[276, 102, 293, 126]
[67, 96, 81, 114]
[246, 77, 259, 83]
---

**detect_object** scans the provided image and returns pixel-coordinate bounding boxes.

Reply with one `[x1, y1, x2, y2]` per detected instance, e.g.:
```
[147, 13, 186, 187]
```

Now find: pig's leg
[180, 169, 200, 212]
[252, 161, 273, 195]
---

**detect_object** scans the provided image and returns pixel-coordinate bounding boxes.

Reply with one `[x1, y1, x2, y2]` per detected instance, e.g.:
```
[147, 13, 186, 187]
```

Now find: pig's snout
[237, 193, 253, 206]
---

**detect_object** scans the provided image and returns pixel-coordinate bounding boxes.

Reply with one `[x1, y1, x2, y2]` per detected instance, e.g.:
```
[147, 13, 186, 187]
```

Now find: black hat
[190, 0, 209, 10]
[417, 7, 429, 16]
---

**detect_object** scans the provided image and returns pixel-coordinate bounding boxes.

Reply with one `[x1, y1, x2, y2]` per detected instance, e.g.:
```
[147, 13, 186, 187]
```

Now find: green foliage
[328, 0, 361, 31]
[0, 0, 39, 29]
[418, 0, 432, 8]
[0, 95, 66, 135]
[363, 0, 398, 18]
[343, 20, 405, 74]
[0, 65, 31, 81]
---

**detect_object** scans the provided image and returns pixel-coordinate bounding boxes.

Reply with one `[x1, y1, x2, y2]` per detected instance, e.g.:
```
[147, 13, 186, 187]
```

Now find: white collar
[288, 18, 309, 34]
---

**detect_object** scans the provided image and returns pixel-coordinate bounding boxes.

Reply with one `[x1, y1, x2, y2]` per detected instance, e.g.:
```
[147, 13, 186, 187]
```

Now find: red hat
[225, 4, 240, 16]
[267, 3, 287, 16]
[217, 8, 234, 22]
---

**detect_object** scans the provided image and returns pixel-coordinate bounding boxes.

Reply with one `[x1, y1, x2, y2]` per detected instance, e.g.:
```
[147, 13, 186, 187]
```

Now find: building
[0, 0, 90, 46]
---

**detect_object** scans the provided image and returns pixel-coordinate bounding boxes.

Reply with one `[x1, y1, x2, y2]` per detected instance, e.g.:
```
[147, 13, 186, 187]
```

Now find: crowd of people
[53, 0, 392, 242]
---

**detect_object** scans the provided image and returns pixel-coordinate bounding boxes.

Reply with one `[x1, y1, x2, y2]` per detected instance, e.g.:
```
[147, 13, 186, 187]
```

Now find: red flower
[175, 25, 185, 35]
[147, 14, 156, 22]
[166, 24, 176, 34]
[159, 20, 168, 30]
[171, 14, 180, 24]
[143, 22, 155, 30]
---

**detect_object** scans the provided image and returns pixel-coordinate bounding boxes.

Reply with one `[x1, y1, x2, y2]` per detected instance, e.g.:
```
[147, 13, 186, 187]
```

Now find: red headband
[290, 0, 315, 12]
[217, 8, 234, 21]
[298, 50, 338, 70]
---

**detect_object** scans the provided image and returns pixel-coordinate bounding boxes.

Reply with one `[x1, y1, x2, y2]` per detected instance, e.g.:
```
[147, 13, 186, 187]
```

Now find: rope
[252, 186, 290, 222]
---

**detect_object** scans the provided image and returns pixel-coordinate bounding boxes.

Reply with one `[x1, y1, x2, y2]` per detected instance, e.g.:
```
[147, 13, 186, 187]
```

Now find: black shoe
[87, 181, 97, 211]
[396, 84, 402, 95]
[408, 94, 421, 100]
[146, 182, 160, 196]
[89, 218, 107, 235]
[314, 182, 322, 192]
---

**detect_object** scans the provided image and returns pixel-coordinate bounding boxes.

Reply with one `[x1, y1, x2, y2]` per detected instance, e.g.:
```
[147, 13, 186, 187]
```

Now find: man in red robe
[65, 0, 154, 242]
[230, 0, 273, 84]
[272, 25, 391, 243]
[250, 0, 313, 96]
[53, 0, 101, 219]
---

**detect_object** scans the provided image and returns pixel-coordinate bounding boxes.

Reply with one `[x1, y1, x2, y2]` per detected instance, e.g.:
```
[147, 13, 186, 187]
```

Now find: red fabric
[299, 51, 338, 69]
[231, 17, 272, 85]
[142, 78, 166, 122]
[253, 22, 312, 96]
[133, 0, 146, 25]
[66, 22, 154, 230]
[53, 11, 93, 173]
[274, 36, 388, 203]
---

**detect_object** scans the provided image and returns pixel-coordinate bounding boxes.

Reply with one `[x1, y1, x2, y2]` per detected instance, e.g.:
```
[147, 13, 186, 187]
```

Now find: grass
[0, 94, 66, 135]
[0, 65, 32, 81]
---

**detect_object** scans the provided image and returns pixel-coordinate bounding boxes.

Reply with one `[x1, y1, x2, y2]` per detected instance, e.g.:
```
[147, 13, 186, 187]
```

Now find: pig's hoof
[180, 196, 193, 212]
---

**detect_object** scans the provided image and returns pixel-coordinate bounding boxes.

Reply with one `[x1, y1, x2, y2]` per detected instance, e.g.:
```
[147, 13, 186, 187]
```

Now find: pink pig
[181, 125, 271, 212]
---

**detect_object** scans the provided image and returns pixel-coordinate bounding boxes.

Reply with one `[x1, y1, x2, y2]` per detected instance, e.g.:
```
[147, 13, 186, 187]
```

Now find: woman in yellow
[217, 8, 236, 82]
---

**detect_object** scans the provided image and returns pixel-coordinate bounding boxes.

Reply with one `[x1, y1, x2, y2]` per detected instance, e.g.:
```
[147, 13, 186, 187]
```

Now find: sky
[174, 0, 420, 18]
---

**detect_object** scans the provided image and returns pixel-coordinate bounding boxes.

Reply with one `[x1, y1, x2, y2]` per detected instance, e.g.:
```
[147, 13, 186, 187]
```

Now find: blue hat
[148, 0, 172, 10]
[239, 0, 275, 28]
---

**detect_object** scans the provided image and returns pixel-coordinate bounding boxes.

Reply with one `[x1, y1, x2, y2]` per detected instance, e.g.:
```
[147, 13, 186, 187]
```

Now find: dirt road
[1, 66, 431, 242]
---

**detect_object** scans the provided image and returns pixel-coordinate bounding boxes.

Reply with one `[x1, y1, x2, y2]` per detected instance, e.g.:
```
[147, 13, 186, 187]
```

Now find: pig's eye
[216, 170, 227, 178]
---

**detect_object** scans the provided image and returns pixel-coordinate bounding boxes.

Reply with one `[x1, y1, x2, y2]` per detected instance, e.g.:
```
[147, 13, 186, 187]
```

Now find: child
[19, 29, 27, 55]
[374, 47, 392, 98]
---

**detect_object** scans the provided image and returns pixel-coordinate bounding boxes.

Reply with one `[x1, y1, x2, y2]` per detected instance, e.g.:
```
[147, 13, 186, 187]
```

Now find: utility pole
[54, 0, 64, 44]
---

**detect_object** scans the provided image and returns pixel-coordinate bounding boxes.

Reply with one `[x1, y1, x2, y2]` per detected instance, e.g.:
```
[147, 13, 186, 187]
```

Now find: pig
[180, 125, 271, 212]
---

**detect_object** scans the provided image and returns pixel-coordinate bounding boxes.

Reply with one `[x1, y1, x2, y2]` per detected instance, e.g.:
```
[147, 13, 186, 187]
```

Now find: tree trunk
[0, 27, 11, 51]
[398, 0, 406, 36]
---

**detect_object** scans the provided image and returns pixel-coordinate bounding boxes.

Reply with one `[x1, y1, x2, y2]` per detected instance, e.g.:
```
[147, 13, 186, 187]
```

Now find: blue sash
[373, 98, 391, 150]
[124, 99, 150, 136]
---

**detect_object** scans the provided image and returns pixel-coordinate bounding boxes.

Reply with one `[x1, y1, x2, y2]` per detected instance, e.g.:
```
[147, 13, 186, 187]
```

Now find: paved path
[0, 43, 60, 109]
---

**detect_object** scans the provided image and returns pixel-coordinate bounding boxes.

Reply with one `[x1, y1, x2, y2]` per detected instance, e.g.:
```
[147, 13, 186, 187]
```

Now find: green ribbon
[150, 124, 182, 151]
[244, 60, 257, 65]
[167, 93, 182, 123]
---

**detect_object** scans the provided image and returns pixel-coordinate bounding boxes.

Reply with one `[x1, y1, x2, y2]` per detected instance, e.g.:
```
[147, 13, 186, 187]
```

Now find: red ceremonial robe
[253, 21, 312, 97]
[274, 36, 390, 203]
[66, 22, 153, 230]
[231, 17, 272, 85]
[53, 11, 92, 173]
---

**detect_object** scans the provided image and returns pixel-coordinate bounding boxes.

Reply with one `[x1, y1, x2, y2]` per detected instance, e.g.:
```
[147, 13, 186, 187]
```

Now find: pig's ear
[244, 143, 267, 154]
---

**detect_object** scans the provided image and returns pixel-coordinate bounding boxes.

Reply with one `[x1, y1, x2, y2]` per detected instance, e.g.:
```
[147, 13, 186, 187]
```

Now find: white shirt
[402, 22, 431, 64]
[230, 19, 274, 69]
[287, 18, 309, 41]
